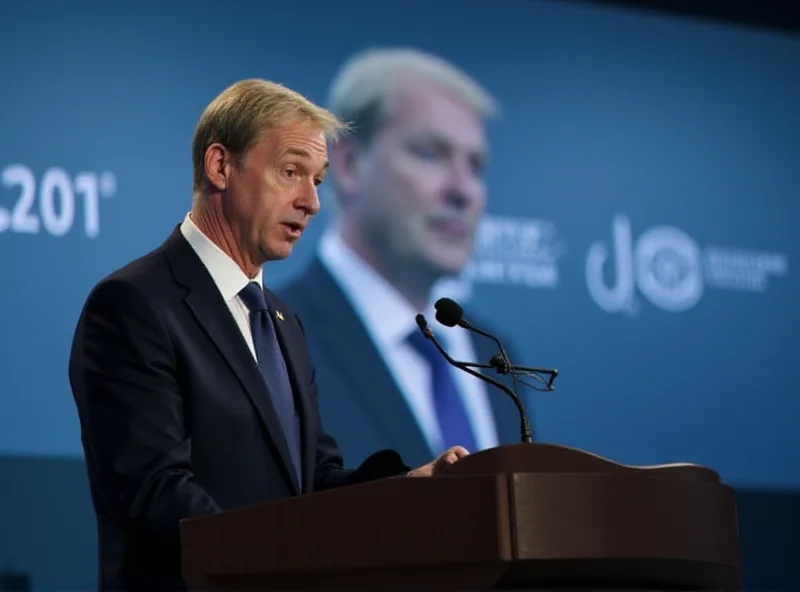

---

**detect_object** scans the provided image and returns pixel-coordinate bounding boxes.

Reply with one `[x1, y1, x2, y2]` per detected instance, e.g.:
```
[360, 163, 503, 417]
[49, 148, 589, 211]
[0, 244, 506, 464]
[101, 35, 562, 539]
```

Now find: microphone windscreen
[434, 298, 463, 327]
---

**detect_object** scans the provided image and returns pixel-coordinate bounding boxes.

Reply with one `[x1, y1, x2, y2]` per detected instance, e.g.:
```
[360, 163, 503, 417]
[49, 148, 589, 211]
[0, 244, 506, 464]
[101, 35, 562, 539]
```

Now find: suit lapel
[163, 229, 300, 495]
[288, 259, 434, 463]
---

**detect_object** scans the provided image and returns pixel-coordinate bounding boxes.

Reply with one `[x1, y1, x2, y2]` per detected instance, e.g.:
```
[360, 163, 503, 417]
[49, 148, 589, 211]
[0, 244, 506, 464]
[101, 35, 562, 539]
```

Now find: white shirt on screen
[179, 212, 260, 362]
[318, 226, 500, 454]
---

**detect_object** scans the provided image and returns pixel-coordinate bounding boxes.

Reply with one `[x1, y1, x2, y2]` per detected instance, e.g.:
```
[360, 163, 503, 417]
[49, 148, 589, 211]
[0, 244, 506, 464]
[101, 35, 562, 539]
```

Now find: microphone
[434, 297, 558, 389]
[415, 314, 533, 444]
[434, 298, 511, 373]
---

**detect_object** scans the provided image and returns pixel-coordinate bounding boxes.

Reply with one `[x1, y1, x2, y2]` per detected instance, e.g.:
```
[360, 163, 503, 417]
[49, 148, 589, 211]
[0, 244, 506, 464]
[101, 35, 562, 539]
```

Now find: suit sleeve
[280, 310, 410, 491]
[69, 278, 221, 542]
[312, 404, 410, 491]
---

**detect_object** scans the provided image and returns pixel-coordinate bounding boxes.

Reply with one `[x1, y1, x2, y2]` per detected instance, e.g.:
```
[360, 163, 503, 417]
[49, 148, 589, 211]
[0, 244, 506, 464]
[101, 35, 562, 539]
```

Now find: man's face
[225, 121, 329, 264]
[346, 79, 488, 278]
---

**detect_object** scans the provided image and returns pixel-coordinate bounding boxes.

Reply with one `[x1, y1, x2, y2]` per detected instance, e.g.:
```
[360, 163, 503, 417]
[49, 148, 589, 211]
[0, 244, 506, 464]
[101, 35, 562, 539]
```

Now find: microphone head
[415, 313, 429, 333]
[434, 297, 464, 327]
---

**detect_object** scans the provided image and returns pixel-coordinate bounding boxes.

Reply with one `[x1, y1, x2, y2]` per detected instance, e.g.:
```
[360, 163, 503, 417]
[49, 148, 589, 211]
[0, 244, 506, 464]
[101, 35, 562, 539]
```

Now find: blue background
[0, 0, 798, 589]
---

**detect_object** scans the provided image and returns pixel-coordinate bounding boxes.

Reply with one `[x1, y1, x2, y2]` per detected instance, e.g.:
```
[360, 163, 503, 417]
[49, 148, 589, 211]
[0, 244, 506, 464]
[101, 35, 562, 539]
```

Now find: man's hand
[407, 446, 470, 477]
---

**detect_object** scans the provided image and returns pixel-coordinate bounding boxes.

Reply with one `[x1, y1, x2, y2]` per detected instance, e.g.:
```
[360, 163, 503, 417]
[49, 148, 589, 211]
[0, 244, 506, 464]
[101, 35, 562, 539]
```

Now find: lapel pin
[275, 310, 284, 321]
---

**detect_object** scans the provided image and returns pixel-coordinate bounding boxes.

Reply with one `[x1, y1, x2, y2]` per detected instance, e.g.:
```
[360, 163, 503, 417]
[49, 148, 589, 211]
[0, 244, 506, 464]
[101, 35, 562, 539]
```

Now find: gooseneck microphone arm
[489, 355, 559, 389]
[433, 297, 559, 389]
[415, 314, 533, 444]
[457, 317, 512, 374]
[434, 297, 513, 372]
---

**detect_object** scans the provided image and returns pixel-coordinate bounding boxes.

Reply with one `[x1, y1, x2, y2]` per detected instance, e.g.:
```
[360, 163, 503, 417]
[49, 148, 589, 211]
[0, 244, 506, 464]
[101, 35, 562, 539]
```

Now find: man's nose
[443, 186, 471, 209]
[298, 183, 321, 216]
[443, 160, 481, 208]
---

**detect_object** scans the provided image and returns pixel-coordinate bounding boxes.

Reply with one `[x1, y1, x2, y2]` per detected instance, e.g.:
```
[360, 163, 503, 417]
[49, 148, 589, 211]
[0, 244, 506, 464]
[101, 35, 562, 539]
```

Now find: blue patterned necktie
[239, 282, 302, 489]
[407, 329, 478, 455]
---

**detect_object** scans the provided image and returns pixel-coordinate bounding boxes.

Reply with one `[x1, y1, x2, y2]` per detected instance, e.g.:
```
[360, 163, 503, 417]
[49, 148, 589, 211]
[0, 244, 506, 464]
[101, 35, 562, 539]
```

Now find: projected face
[226, 121, 329, 264]
[340, 78, 488, 283]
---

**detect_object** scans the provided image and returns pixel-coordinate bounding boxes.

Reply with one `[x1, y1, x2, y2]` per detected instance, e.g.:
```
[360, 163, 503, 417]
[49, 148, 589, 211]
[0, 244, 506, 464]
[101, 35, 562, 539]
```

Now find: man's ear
[204, 143, 230, 191]
[329, 137, 363, 206]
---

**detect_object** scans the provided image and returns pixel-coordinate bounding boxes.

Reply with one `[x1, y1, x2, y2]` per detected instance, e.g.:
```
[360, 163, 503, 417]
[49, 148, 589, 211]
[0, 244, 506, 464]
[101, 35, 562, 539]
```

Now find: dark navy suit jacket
[69, 228, 409, 591]
[277, 257, 529, 470]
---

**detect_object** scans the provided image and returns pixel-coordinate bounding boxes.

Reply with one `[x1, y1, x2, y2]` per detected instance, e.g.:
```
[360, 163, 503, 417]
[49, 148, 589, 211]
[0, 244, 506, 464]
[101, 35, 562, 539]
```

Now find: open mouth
[430, 218, 470, 240]
[281, 222, 304, 238]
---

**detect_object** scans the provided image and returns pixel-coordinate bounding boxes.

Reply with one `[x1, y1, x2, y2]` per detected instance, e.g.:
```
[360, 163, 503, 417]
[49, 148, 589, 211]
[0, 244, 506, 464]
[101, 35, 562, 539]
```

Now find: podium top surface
[441, 442, 722, 481]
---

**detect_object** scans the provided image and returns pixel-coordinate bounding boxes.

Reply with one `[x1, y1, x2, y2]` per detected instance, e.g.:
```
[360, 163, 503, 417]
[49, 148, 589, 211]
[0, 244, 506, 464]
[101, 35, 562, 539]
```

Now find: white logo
[0, 164, 117, 239]
[586, 214, 788, 315]
[438, 214, 566, 302]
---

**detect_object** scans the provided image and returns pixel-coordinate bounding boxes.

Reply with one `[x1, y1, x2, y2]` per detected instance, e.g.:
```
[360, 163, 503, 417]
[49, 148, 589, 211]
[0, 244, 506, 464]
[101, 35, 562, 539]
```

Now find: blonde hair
[327, 47, 499, 146]
[192, 79, 348, 191]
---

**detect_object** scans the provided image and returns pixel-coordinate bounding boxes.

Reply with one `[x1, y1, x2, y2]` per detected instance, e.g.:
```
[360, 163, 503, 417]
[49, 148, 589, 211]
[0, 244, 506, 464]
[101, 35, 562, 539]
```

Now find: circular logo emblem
[634, 226, 703, 312]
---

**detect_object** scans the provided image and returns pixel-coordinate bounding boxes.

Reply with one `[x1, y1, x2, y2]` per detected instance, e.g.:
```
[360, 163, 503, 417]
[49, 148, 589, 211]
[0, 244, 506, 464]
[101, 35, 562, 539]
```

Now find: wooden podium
[180, 443, 742, 591]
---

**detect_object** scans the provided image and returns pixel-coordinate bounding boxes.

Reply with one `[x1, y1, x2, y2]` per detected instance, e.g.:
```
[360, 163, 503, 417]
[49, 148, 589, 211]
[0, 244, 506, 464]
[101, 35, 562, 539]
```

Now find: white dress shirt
[318, 226, 500, 454]
[179, 212, 260, 362]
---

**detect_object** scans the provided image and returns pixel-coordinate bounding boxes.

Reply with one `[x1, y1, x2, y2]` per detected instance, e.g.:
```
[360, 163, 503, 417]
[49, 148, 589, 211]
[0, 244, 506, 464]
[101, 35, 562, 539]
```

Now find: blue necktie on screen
[407, 329, 478, 455]
[239, 282, 302, 489]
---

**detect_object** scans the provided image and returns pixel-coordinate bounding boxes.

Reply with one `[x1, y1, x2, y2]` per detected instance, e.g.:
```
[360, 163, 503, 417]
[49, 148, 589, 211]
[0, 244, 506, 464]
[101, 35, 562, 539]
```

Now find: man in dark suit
[278, 48, 529, 469]
[69, 79, 468, 592]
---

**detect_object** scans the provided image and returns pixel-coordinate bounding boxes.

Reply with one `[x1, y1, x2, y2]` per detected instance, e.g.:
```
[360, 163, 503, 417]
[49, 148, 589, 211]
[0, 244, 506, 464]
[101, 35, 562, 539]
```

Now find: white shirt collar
[179, 212, 263, 301]
[318, 226, 437, 348]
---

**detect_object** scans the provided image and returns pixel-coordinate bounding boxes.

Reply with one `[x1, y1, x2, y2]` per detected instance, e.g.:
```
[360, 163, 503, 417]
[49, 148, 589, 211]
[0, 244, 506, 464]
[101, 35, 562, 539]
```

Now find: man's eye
[413, 146, 440, 160]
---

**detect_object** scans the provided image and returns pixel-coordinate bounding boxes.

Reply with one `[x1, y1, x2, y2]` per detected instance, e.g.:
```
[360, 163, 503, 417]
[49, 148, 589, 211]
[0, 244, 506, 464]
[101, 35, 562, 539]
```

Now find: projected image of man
[279, 48, 523, 467]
